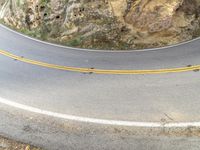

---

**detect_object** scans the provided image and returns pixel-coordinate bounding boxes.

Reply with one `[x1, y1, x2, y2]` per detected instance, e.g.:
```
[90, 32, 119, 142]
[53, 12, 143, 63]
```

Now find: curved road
[1, 24, 200, 149]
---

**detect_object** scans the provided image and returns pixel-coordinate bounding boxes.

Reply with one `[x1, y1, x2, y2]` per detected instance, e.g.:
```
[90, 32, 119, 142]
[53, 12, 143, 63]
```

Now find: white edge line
[0, 97, 200, 128]
[1, 24, 200, 53]
[1, 22, 200, 128]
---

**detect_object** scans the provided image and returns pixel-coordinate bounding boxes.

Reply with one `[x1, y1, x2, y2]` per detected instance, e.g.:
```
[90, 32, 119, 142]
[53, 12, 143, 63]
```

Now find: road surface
[0, 24, 200, 149]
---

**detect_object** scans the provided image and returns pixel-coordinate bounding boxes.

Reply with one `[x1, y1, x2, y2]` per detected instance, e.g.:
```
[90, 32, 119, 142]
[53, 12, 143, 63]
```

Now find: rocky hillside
[0, 0, 200, 50]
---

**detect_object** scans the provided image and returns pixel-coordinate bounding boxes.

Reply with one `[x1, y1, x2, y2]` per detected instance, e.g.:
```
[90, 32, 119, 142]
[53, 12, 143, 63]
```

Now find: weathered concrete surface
[1, 105, 200, 150]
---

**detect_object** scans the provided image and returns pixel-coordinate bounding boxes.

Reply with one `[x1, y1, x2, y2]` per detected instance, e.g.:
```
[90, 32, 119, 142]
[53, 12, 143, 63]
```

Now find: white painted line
[0, 97, 200, 128]
[0, 24, 200, 53]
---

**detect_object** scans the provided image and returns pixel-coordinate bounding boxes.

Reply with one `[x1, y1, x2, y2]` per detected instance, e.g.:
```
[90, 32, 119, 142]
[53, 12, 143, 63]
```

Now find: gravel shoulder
[0, 136, 41, 150]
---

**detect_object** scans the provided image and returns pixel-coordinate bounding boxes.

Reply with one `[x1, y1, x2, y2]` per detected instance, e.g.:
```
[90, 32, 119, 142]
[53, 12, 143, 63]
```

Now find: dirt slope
[0, 0, 200, 50]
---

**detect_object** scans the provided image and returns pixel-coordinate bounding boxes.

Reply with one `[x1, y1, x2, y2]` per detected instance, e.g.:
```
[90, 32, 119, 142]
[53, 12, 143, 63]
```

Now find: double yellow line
[0, 49, 199, 75]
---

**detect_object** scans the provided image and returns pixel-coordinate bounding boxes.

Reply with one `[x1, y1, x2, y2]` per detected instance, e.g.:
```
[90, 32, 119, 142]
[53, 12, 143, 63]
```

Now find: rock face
[0, 0, 200, 50]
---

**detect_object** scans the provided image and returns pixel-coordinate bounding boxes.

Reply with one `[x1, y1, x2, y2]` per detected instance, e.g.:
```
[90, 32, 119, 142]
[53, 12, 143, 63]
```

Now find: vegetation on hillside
[0, 0, 200, 50]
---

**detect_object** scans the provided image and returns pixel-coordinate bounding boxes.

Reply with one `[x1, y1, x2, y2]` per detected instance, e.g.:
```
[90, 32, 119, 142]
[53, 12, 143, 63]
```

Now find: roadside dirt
[0, 136, 41, 150]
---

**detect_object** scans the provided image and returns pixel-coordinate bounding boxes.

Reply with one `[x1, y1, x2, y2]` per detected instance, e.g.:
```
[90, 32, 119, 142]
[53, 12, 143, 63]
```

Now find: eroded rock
[0, 0, 200, 50]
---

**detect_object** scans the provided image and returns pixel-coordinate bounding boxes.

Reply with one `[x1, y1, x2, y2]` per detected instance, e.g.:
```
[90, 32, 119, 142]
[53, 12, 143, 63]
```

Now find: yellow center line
[0, 49, 199, 75]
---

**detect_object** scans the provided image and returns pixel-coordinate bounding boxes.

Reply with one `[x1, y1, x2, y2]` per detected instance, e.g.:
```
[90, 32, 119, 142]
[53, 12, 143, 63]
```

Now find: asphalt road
[1, 24, 200, 149]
